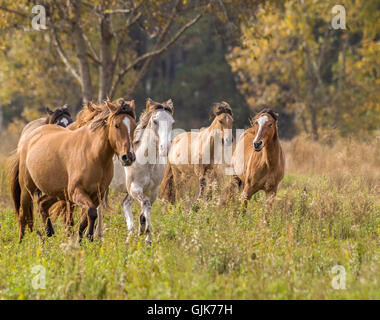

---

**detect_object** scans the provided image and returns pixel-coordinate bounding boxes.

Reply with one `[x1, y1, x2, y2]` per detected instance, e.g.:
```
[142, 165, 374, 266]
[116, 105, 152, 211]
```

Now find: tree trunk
[72, 1, 93, 103]
[0, 101, 3, 136]
[98, 11, 114, 102]
[310, 108, 319, 140]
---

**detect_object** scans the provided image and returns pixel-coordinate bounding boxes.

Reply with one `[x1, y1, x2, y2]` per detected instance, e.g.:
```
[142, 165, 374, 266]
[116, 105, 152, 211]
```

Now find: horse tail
[7, 152, 21, 216]
[160, 163, 176, 204]
[49, 201, 67, 222]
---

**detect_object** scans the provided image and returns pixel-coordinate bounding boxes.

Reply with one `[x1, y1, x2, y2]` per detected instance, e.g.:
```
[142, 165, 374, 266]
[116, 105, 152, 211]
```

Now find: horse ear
[165, 99, 174, 113]
[86, 101, 96, 112]
[274, 112, 279, 120]
[129, 100, 135, 111]
[105, 100, 117, 113]
[146, 98, 154, 110]
[62, 104, 69, 111]
[46, 107, 53, 115]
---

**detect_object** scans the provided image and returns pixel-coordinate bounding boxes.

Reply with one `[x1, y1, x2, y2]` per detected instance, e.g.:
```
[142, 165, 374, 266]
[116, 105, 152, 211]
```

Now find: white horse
[96, 98, 174, 243]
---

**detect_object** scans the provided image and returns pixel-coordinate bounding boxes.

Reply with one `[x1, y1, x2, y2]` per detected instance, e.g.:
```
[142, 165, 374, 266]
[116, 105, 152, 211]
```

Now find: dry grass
[283, 132, 380, 190]
[0, 130, 378, 299]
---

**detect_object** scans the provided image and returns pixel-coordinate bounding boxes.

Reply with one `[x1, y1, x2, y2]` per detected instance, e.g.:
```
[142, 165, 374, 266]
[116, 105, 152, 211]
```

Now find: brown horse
[8, 99, 136, 242]
[223, 109, 285, 215]
[161, 101, 234, 203]
[17, 105, 73, 152]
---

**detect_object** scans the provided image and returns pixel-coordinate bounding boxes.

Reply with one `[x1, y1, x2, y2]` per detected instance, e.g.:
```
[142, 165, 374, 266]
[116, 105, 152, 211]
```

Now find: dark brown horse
[17, 105, 73, 152]
[8, 99, 136, 242]
[223, 109, 285, 215]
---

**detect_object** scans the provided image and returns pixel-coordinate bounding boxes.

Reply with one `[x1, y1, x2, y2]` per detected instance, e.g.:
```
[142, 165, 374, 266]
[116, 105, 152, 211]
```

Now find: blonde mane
[133, 99, 173, 144]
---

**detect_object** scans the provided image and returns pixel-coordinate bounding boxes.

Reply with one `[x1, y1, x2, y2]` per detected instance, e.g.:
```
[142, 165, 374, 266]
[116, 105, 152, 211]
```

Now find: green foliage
[136, 15, 250, 129]
[228, 0, 380, 138]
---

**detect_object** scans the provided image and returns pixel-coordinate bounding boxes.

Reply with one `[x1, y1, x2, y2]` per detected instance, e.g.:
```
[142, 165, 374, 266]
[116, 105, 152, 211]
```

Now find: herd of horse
[7, 98, 285, 244]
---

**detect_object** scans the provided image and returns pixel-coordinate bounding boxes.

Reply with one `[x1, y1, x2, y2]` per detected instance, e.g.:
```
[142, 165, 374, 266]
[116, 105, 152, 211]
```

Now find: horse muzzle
[121, 153, 136, 166]
[253, 140, 264, 152]
[224, 137, 233, 146]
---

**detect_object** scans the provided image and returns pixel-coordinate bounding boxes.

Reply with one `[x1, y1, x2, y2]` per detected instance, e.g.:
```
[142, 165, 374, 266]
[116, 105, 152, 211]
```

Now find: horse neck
[137, 122, 158, 156]
[87, 126, 114, 165]
[262, 129, 280, 167]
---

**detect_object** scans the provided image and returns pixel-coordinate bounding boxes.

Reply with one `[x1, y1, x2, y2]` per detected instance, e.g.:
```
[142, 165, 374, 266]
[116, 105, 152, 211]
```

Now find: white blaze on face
[253, 115, 268, 144]
[155, 111, 174, 157]
[123, 117, 133, 153]
[60, 117, 69, 127]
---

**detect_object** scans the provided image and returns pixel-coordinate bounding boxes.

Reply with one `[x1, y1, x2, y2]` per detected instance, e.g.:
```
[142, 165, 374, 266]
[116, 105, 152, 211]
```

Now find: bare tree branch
[105, 9, 132, 14]
[51, 29, 82, 84]
[0, 6, 31, 18]
[110, 2, 205, 98]
[83, 32, 100, 64]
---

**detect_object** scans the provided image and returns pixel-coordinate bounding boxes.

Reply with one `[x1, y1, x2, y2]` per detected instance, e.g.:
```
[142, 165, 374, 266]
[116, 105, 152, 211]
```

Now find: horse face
[55, 114, 73, 127]
[151, 110, 175, 157]
[46, 106, 73, 127]
[215, 113, 234, 146]
[252, 114, 277, 152]
[109, 114, 136, 166]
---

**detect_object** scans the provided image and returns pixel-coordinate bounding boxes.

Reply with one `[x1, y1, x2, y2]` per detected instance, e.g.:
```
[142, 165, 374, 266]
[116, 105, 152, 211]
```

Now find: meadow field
[0, 133, 378, 299]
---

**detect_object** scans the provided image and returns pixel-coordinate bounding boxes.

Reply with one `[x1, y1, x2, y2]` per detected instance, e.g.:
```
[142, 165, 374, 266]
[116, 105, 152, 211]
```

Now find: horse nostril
[121, 154, 128, 162]
[130, 153, 136, 162]
[254, 141, 262, 149]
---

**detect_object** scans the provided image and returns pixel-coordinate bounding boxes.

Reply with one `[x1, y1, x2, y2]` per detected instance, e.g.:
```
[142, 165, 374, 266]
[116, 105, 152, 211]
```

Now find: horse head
[134, 98, 175, 159]
[211, 101, 234, 146]
[105, 99, 137, 166]
[45, 105, 73, 127]
[251, 108, 279, 152]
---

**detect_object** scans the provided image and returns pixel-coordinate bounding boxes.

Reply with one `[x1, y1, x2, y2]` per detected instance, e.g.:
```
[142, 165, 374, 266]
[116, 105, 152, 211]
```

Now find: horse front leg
[95, 189, 108, 239]
[240, 182, 260, 214]
[122, 192, 135, 242]
[130, 182, 153, 245]
[264, 188, 278, 224]
[71, 188, 97, 242]
[197, 174, 207, 201]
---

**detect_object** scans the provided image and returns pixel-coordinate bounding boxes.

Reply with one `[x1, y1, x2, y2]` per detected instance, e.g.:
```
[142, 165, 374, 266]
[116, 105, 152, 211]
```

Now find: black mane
[258, 108, 278, 121]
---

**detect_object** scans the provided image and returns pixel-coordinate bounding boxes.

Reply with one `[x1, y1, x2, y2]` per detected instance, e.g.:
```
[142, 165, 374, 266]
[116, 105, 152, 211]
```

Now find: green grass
[0, 166, 378, 299]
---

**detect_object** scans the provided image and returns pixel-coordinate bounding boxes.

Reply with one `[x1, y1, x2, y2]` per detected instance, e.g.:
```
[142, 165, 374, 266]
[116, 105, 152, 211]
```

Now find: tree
[228, 0, 380, 139]
[0, 0, 209, 103]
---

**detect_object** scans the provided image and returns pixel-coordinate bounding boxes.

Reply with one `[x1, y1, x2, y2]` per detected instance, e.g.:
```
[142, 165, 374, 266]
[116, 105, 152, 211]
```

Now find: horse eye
[219, 120, 223, 124]
[269, 123, 273, 127]
[153, 120, 158, 125]
[115, 124, 120, 129]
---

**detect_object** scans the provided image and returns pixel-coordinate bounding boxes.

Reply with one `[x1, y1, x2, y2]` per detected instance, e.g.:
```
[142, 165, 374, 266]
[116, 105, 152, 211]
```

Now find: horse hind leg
[19, 189, 34, 242]
[65, 202, 75, 236]
[38, 195, 57, 237]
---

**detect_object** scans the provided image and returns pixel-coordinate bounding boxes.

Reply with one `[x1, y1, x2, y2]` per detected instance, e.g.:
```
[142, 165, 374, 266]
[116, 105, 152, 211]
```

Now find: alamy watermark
[31, 5, 47, 31]
[332, 5, 346, 30]
[31, 265, 46, 290]
[331, 265, 346, 290]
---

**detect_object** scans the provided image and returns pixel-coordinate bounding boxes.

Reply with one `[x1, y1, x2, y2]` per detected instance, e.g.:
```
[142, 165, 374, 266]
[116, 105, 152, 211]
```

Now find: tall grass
[0, 134, 378, 299]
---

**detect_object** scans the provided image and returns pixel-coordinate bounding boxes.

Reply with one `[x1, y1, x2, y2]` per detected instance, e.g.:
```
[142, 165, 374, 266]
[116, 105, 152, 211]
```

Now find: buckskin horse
[160, 101, 233, 203]
[96, 98, 175, 244]
[8, 99, 136, 242]
[222, 109, 285, 216]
